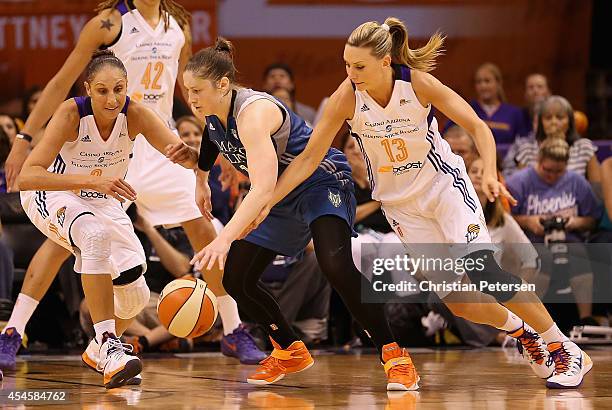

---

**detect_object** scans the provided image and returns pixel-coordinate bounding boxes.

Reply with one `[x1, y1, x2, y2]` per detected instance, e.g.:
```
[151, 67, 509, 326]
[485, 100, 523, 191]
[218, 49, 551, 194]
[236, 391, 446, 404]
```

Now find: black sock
[139, 336, 150, 352]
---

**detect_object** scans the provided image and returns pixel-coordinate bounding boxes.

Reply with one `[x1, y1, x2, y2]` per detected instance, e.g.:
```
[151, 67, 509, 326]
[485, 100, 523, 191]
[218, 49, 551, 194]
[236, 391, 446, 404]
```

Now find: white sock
[540, 323, 569, 344]
[93, 319, 116, 344]
[499, 310, 524, 332]
[216, 295, 242, 335]
[4, 293, 39, 336]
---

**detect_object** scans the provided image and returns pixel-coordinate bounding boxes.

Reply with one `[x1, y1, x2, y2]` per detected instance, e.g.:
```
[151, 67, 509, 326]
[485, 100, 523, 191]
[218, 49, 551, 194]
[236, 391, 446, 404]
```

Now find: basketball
[156, 277, 218, 338]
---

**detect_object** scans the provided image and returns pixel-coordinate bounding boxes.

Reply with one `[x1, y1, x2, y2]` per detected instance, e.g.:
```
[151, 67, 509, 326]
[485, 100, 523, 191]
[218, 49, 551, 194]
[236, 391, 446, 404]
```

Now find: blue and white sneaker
[546, 341, 593, 389]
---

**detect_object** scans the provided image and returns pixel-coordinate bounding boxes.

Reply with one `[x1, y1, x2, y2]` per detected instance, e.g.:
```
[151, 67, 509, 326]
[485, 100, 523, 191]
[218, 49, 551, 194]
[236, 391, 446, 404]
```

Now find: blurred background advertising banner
[0, 0, 216, 106]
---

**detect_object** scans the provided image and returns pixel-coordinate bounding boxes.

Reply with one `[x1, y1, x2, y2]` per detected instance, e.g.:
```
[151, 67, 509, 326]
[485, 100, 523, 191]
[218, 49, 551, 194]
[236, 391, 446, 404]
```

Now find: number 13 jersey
[347, 64, 460, 204]
[107, 1, 185, 127]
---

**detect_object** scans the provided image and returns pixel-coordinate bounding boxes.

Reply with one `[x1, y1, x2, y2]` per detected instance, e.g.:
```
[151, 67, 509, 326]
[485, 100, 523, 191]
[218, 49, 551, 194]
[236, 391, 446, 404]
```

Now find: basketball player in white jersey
[18, 50, 198, 388]
[0, 0, 264, 370]
[251, 18, 592, 389]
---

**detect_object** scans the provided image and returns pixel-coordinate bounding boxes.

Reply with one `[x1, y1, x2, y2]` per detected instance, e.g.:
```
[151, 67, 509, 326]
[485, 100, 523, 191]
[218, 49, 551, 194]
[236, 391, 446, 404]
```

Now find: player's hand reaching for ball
[94, 177, 137, 203]
[481, 172, 517, 206]
[191, 236, 231, 271]
[166, 142, 199, 169]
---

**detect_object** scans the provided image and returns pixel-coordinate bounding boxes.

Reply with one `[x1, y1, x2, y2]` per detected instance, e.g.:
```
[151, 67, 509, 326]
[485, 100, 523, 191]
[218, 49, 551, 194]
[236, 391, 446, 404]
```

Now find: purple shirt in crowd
[506, 166, 602, 243]
[470, 100, 528, 144]
[444, 100, 528, 145]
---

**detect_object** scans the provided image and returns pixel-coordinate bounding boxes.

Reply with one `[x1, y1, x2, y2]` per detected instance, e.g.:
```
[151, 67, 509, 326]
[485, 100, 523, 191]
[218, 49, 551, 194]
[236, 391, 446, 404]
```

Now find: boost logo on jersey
[143, 92, 166, 101]
[80, 190, 108, 199]
[378, 161, 424, 175]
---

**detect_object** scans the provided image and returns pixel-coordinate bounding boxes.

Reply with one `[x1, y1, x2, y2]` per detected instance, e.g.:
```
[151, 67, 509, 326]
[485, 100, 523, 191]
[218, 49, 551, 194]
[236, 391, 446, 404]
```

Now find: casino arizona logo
[465, 223, 480, 243]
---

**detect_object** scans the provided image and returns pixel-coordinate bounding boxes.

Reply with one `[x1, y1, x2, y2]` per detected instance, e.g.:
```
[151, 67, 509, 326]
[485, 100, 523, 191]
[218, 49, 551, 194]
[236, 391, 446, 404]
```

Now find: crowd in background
[0, 59, 611, 353]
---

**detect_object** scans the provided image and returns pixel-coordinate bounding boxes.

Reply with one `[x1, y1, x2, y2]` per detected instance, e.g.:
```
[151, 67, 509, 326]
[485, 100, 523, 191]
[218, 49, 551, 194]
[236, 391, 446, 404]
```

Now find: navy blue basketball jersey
[204, 88, 350, 183]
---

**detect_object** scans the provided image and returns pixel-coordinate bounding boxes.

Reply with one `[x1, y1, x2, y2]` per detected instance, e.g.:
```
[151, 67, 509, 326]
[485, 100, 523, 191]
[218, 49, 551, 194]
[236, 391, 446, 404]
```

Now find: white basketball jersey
[51, 96, 135, 203]
[107, 2, 185, 126]
[347, 65, 461, 203]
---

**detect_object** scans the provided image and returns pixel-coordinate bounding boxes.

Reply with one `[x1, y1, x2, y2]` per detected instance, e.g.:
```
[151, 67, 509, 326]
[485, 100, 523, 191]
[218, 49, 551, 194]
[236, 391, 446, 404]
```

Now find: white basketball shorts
[21, 191, 145, 280]
[124, 136, 202, 226]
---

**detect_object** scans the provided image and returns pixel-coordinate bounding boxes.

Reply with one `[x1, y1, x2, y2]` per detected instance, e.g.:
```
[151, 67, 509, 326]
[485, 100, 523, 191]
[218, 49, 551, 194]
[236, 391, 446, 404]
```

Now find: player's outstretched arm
[411, 70, 515, 205]
[5, 9, 121, 191]
[129, 102, 198, 169]
[18, 100, 135, 204]
[191, 99, 281, 271]
[177, 25, 193, 104]
[269, 79, 354, 207]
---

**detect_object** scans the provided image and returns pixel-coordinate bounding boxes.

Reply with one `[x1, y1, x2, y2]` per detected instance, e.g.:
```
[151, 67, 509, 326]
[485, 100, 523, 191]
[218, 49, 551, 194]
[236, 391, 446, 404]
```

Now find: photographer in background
[506, 138, 600, 243]
[506, 138, 602, 328]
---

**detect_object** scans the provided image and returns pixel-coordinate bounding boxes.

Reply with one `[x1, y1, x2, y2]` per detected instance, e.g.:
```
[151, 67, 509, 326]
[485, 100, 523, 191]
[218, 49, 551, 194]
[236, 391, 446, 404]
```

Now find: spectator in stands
[468, 157, 539, 279]
[603, 158, 612, 222]
[0, 217, 14, 301]
[0, 115, 18, 146]
[440, 155, 540, 347]
[0, 127, 10, 193]
[523, 73, 551, 134]
[443, 125, 478, 169]
[259, 251, 332, 345]
[176, 115, 233, 226]
[341, 135, 402, 270]
[176, 115, 202, 151]
[21, 86, 42, 124]
[262, 63, 317, 125]
[509, 96, 601, 185]
[447, 63, 527, 145]
[80, 206, 194, 352]
[507, 138, 599, 324]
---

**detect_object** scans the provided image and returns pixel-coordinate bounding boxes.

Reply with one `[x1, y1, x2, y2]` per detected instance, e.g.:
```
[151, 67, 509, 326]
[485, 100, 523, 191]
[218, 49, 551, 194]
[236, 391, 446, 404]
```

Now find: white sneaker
[509, 324, 554, 379]
[97, 333, 142, 389]
[546, 341, 593, 389]
[82, 338, 142, 385]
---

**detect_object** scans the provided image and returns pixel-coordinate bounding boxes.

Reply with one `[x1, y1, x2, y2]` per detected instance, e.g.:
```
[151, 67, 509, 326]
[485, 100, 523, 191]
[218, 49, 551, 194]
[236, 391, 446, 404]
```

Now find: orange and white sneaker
[382, 343, 419, 391]
[246, 338, 314, 385]
[97, 333, 142, 389]
[81, 338, 142, 385]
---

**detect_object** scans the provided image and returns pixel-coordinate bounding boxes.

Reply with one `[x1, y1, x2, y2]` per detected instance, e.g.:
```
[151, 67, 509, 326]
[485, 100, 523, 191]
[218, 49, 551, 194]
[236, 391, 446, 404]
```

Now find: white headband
[381, 23, 390, 32]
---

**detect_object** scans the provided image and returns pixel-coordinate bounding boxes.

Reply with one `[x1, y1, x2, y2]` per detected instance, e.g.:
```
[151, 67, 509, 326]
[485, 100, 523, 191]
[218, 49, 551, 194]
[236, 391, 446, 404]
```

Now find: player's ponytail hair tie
[381, 23, 390, 32]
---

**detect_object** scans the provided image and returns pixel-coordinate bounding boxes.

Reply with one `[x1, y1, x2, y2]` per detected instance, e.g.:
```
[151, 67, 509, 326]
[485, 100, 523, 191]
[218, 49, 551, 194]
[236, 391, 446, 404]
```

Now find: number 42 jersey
[107, 1, 185, 127]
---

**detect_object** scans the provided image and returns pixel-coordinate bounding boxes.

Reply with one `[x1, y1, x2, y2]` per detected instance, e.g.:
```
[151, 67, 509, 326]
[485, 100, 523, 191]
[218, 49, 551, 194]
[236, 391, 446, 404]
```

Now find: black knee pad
[113, 264, 144, 286]
[464, 250, 523, 303]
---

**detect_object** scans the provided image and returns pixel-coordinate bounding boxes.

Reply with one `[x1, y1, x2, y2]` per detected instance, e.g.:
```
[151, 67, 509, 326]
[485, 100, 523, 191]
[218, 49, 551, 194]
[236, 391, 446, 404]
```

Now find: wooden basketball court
[0, 346, 609, 409]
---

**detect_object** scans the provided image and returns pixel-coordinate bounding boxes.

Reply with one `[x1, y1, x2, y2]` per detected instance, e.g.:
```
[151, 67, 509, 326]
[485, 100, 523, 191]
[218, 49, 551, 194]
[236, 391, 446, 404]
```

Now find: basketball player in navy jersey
[168, 37, 421, 390]
[252, 18, 592, 389]
[18, 51, 198, 388]
[0, 0, 264, 372]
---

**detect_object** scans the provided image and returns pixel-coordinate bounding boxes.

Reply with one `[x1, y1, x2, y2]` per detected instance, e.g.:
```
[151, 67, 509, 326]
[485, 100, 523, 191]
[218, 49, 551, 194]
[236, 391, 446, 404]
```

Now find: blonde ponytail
[347, 17, 444, 72]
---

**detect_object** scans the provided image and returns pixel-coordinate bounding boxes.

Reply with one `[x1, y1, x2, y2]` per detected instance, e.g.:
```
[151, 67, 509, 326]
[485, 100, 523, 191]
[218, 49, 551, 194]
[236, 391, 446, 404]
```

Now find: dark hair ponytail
[85, 49, 127, 82]
[186, 37, 238, 83]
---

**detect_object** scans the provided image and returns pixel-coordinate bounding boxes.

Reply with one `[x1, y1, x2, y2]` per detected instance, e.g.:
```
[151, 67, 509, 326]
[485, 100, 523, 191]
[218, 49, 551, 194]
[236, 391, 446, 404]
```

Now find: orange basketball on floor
[157, 277, 218, 338]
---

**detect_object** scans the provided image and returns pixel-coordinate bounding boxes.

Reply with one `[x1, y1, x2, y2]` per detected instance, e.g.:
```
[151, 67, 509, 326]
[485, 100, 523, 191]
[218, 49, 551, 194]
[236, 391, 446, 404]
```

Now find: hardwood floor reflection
[0, 347, 607, 409]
